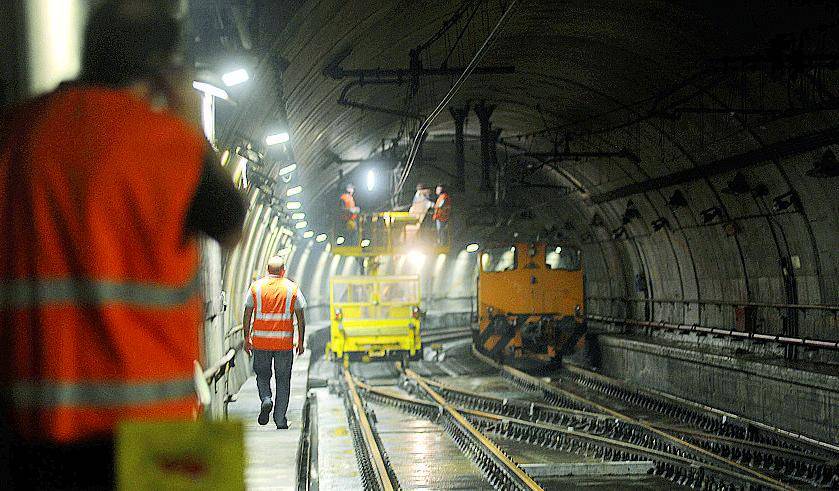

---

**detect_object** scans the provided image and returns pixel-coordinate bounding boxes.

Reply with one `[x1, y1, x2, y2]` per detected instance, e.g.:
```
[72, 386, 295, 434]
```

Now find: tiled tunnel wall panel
[597, 335, 839, 445]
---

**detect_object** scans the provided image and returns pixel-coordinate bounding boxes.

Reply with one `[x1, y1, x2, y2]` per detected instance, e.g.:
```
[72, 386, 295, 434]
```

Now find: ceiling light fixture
[266, 132, 290, 146]
[192, 81, 229, 100]
[278, 163, 297, 176]
[222, 68, 249, 87]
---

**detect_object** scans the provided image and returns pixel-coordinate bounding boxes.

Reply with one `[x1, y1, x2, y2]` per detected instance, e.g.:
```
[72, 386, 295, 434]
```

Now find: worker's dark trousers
[253, 349, 294, 426]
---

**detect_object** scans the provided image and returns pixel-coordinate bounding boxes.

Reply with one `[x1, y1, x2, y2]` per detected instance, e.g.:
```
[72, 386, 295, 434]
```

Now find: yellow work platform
[332, 211, 449, 257]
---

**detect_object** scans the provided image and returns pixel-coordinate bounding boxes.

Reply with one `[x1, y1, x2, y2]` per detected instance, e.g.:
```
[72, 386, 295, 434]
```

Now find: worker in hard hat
[339, 183, 361, 245]
[433, 184, 452, 245]
[0, 1, 246, 488]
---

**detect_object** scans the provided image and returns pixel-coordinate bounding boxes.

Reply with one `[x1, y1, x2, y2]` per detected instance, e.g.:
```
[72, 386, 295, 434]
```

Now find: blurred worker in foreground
[243, 257, 307, 430]
[433, 184, 452, 245]
[0, 1, 246, 489]
[339, 183, 361, 245]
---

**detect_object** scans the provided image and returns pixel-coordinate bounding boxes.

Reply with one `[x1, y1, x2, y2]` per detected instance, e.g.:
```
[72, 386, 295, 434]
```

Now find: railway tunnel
[2, 1, 838, 489]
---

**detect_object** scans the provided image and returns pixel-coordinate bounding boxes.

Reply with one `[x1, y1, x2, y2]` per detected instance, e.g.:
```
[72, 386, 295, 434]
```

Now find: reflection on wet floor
[373, 402, 494, 490]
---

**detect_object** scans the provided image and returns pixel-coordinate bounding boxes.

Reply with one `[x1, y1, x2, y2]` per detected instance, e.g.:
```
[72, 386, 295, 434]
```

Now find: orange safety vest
[249, 276, 299, 351]
[340, 193, 358, 221]
[433, 192, 451, 222]
[0, 87, 206, 444]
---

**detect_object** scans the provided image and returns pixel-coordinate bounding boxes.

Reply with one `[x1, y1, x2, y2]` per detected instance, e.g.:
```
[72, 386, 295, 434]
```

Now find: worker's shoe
[258, 399, 273, 426]
[276, 421, 289, 430]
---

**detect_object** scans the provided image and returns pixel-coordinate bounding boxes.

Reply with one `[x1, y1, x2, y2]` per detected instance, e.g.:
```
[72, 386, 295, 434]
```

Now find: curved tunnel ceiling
[269, 0, 838, 218]
[215, 0, 839, 332]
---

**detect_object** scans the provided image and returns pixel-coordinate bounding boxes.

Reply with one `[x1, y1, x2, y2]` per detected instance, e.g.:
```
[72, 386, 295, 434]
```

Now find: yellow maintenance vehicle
[326, 211, 448, 363]
[475, 242, 586, 371]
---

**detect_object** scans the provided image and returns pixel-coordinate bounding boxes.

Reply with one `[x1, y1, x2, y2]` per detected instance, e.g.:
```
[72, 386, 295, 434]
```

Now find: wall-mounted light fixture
[771, 191, 801, 213]
[806, 148, 839, 178]
[266, 132, 290, 146]
[466, 243, 480, 253]
[222, 68, 250, 87]
[315, 234, 327, 243]
[622, 200, 642, 225]
[721, 172, 751, 195]
[291, 212, 305, 220]
[295, 221, 307, 229]
[303, 230, 314, 239]
[278, 163, 297, 176]
[286, 201, 302, 210]
[286, 186, 303, 196]
[667, 189, 688, 210]
[651, 217, 669, 232]
[700, 206, 724, 224]
[611, 226, 627, 240]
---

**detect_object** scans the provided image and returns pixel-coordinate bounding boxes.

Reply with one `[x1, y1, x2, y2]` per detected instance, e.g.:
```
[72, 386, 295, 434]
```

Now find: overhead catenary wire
[394, 0, 519, 199]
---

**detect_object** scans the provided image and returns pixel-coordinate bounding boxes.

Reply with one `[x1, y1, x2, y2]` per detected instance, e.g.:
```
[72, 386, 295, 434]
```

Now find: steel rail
[414, 374, 836, 485]
[562, 362, 839, 457]
[361, 376, 780, 490]
[421, 376, 832, 463]
[401, 367, 544, 491]
[342, 367, 398, 491]
[471, 346, 793, 490]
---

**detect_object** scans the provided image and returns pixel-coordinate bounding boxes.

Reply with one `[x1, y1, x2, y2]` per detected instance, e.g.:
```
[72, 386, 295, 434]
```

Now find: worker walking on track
[433, 184, 452, 245]
[0, 1, 245, 489]
[243, 257, 307, 430]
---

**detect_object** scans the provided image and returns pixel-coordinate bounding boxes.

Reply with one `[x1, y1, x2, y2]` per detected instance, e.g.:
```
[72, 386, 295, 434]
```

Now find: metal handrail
[587, 296, 839, 312]
[203, 337, 245, 384]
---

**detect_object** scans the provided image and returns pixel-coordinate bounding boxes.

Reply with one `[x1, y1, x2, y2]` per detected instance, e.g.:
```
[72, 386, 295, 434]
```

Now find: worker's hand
[245, 336, 253, 356]
[295, 343, 305, 356]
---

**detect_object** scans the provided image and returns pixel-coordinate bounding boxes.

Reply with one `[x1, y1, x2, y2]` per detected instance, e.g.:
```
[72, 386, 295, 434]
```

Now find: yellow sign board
[116, 420, 244, 490]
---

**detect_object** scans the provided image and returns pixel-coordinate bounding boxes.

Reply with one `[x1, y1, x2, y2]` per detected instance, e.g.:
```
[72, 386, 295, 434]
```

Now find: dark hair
[81, 0, 183, 86]
[436, 184, 446, 192]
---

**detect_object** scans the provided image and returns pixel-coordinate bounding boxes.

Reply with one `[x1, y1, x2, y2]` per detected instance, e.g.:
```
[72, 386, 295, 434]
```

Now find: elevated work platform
[332, 211, 449, 257]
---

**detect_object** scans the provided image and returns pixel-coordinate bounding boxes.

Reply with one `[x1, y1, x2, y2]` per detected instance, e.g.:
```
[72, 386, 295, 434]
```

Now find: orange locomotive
[475, 242, 585, 371]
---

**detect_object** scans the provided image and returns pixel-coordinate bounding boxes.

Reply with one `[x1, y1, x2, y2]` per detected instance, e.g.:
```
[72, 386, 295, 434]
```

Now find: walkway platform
[228, 351, 311, 490]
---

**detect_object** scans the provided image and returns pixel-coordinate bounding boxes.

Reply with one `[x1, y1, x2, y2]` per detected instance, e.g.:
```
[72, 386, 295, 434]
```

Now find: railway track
[471, 346, 838, 489]
[330, 336, 836, 489]
[340, 367, 400, 490]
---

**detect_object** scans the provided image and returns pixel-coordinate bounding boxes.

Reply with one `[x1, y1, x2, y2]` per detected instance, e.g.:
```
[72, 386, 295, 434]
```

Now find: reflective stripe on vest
[252, 330, 294, 339]
[0, 275, 201, 309]
[254, 279, 296, 321]
[10, 378, 196, 408]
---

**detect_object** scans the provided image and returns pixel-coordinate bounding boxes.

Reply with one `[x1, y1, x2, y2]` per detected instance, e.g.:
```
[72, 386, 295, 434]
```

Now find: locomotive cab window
[546, 246, 581, 271]
[481, 246, 517, 272]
